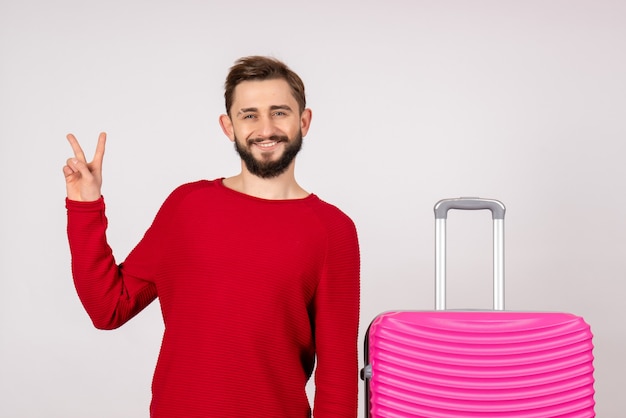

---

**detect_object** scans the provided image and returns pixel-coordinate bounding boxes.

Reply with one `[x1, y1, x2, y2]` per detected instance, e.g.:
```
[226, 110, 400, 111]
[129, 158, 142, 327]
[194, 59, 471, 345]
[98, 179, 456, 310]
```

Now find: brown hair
[224, 56, 306, 116]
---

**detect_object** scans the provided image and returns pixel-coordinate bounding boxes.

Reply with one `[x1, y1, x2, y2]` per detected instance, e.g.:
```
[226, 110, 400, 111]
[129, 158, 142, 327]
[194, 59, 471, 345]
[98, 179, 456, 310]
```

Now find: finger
[91, 132, 107, 168]
[67, 157, 93, 180]
[62, 164, 75, 178]
[65, 158, 78, 174]
[66, 133, 87, 162]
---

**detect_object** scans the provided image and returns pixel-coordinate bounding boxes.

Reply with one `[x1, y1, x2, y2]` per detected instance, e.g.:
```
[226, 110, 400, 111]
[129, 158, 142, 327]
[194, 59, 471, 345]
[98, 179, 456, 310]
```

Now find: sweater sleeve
[66, 197, 158, 329]
[312, 211, 361, 418]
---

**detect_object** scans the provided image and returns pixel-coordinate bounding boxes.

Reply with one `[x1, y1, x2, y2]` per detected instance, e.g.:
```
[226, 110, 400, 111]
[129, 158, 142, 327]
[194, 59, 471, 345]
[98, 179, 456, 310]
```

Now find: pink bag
[362, 198, 595, 417]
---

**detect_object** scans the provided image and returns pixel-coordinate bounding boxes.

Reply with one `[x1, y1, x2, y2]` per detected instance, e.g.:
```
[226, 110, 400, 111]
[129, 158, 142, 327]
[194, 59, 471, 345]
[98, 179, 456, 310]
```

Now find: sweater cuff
[65, 196, 105, 211]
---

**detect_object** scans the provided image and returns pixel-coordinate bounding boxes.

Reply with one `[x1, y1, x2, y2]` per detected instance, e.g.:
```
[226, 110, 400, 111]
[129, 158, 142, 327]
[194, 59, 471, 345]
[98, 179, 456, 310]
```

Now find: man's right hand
[63, 132, 106, 202]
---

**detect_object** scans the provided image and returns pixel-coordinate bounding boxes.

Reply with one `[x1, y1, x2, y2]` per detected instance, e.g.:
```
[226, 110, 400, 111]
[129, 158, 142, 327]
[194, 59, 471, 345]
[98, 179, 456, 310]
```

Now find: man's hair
[224, 56, 306, 116]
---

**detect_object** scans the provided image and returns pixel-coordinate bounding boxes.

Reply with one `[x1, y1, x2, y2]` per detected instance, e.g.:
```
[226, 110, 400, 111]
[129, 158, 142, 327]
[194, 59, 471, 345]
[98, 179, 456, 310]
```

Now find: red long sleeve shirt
[66, 179, 360, 417]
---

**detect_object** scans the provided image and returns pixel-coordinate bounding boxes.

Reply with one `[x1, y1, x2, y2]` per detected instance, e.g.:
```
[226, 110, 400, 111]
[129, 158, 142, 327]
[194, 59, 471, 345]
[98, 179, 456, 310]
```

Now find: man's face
[220, 79, 311, 178]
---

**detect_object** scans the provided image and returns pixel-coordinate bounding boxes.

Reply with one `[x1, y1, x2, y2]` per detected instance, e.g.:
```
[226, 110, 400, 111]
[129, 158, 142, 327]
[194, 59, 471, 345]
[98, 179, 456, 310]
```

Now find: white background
[1, 0, 624, 416]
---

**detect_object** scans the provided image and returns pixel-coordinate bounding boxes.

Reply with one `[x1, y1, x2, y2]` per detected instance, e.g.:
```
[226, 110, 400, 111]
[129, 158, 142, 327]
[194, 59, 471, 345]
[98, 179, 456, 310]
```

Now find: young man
[63, 56, 360, 417]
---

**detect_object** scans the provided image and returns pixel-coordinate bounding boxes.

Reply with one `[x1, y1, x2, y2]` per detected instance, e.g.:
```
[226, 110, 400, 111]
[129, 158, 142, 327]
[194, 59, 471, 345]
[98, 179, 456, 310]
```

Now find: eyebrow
[236, 105, 294, 115]
[270, 105, 293, 112]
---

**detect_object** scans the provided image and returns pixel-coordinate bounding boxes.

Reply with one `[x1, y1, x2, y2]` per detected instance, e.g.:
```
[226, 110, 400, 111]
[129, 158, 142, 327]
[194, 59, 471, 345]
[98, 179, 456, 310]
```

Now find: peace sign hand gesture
[63, 132, 106, 202]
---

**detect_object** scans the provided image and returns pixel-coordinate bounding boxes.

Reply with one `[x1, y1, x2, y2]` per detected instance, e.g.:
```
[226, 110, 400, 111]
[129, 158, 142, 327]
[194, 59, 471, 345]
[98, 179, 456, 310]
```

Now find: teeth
[257, 141, 277, 148]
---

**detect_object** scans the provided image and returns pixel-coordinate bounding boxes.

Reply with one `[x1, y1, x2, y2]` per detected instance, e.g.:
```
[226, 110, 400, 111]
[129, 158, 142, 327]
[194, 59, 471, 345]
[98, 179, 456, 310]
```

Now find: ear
[300, 108, 312, 137]
[219, 114, 235, 142]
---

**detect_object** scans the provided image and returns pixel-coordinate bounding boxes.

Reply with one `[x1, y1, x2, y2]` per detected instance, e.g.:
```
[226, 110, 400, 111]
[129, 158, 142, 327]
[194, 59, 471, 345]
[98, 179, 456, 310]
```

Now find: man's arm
[313, 213, 361, 417]
[64, 133, 157, 329]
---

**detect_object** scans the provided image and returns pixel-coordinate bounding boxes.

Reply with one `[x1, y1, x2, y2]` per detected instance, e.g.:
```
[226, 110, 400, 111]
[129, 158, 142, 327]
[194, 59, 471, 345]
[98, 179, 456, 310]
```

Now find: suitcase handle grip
[435, 197, 505, 220]
[434, 198, 506, 311]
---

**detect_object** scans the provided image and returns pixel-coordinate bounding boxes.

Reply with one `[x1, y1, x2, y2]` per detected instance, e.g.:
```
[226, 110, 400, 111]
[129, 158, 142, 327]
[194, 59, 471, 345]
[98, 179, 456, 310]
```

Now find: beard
[234, 131, 303, 179]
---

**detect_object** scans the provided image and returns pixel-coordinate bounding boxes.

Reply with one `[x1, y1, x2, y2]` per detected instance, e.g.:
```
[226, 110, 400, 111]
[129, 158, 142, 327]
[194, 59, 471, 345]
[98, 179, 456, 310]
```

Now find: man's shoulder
[157, 179, 223, 212]
[168, 179, 221, 198]
[305, 195, 356, 230]
[307, 194, 348, 214]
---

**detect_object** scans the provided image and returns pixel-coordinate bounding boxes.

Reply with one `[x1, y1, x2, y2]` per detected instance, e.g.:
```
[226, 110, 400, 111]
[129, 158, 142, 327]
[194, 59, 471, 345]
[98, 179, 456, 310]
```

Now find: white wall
[1, 0, 624, 416]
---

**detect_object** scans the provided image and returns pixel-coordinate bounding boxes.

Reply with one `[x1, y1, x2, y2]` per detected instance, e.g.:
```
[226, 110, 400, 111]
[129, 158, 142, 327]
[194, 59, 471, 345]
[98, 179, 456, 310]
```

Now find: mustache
[247, 135, 289, 145]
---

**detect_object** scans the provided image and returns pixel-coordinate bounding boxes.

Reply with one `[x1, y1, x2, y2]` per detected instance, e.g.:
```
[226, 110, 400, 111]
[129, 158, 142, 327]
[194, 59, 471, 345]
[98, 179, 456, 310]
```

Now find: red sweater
[66, 179, 360, 417]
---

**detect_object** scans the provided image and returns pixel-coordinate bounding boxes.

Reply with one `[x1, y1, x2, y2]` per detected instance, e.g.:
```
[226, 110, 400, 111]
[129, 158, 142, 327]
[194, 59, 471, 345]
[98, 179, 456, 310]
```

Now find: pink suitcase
[362, 198, 595, 417]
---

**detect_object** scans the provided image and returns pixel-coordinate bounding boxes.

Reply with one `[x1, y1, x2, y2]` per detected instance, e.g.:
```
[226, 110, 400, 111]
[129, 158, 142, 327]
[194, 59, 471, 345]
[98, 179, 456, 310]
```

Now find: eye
[242, 114, 256, 120]
[273, 111, 287, 117]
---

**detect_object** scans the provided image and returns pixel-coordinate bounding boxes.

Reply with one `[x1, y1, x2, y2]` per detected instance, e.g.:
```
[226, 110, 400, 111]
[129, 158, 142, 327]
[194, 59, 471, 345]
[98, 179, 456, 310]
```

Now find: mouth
[249, 136, 287, 150]
[256, 140, 280, 148]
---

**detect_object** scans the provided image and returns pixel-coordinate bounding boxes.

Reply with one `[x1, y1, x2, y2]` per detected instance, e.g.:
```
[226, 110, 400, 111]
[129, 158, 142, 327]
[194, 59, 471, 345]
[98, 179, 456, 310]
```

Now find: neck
[223, 165, 308, 200]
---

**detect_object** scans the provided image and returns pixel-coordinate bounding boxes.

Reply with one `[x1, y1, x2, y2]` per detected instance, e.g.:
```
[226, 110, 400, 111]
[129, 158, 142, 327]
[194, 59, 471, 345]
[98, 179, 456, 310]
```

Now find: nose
[257, 116, 280, 139]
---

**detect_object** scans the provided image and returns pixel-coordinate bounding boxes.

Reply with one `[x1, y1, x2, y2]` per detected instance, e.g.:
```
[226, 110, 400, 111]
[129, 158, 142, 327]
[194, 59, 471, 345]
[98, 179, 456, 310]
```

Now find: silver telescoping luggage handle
[434, 198, 506, 311]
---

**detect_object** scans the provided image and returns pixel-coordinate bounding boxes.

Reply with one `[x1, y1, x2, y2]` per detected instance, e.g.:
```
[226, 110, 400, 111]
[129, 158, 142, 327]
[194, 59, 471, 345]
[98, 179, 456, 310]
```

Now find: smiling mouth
[256, 141, 279, 148]
[249, 136, 288, 149]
